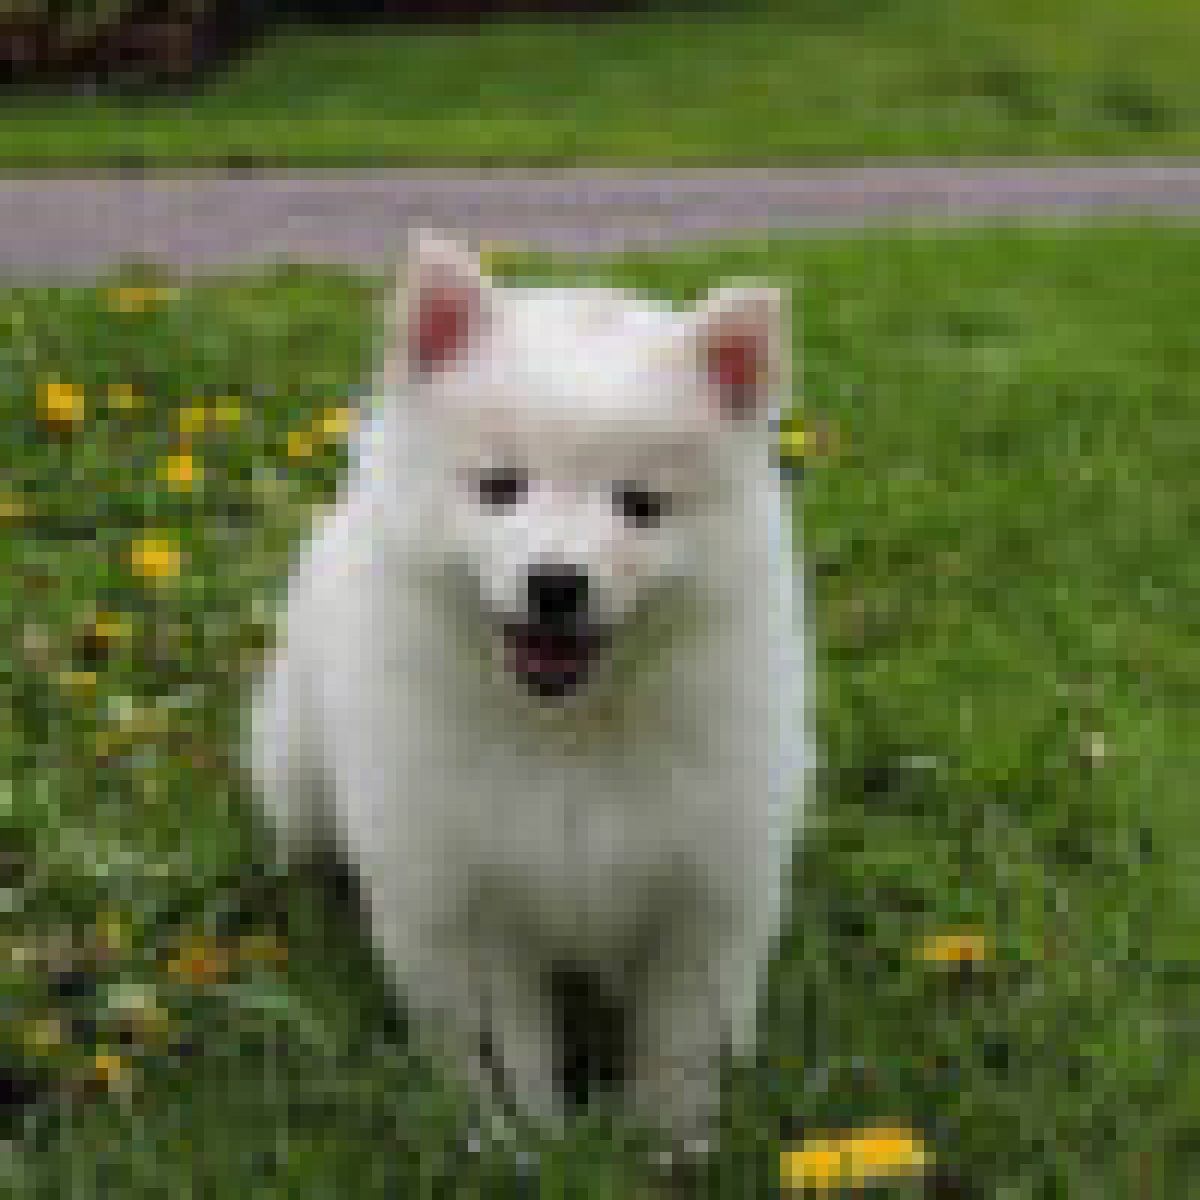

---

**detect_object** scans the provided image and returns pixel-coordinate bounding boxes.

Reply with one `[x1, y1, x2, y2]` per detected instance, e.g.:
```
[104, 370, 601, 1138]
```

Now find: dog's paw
[458, 1116, 542, 1192]
[651, 1136, 713, 1167]
[462, 1108, 517, 1157]
[649, 1136, 716, 1195]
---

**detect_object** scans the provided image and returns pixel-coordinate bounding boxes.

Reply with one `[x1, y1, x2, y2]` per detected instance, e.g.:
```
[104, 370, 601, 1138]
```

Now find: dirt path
[2, 161, 1199, 279]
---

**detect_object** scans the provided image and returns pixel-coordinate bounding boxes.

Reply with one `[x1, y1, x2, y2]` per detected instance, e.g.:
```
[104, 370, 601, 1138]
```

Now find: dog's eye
[615, 485, 669, 529]
[475, 467, 528, 508]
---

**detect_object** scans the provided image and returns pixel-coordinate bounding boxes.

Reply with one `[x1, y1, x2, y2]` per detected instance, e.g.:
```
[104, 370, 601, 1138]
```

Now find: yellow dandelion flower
[159, 451, 201, 491]
[23, 1017, 65, 1056]
[107, 285, 171, 314]
[108, 383, 144, 413]
[782, 1125, 932, 1191]
[56, 669, 98, 697]
[315, 406, 355, 441]
[917, 930, 991, 966]
[782, 1142, 843, 1189]
[0, 494, 28, 522]
[174, 403, 210, 437]
[850, 1127, 932, 1176]
[130, 534, 181, 583]
[212, 398, 242, 428]
[287, 429, 315, 460]
[39, 379, 86, 429]
[91, 1051, 132, 1092]
[166, 937, 232, 987]
[779, 426, 813, 459]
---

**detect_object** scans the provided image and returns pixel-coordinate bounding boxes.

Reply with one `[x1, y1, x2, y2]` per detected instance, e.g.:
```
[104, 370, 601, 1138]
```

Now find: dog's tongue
[511, 632, 581, 676]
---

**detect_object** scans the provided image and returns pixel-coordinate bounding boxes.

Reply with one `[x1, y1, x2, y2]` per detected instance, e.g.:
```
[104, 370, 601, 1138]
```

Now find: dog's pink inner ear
[412, 282, 477, 374]
[704, 326, 767, 420]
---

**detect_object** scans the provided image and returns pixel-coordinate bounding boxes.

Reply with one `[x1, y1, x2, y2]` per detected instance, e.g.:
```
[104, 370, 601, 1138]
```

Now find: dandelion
[166, 937, 232, 986]
[287, 429, 315, 460]
[916, 929, 991, 966]
[315, 406, 356, 441]
[39, 379, 85, 430]
[781, 1124, 932, 1191]
[778, 425, 813, 459]
[159, 451, 201, 491]
[0, 493, 29, 522]
[130, 534, 181, 583]
[90, 1051, 133, 1093]
[212, 398, 242, 428]
[107, 285, 171, 314]
[174, 402, 210, 437]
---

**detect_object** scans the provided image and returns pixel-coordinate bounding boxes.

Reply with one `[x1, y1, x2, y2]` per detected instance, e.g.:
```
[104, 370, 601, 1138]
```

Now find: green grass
[6, 0, 1200, 165]
[2, 224, 1198, 1196]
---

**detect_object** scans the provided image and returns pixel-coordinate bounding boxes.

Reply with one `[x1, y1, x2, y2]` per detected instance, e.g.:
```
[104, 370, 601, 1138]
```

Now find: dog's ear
[395, 229, 493, 379]
[685, 285, 786, 423]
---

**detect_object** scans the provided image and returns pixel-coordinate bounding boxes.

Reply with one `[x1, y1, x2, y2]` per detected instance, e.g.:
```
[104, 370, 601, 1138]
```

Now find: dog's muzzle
[500, 621, 609, 699]
[494, 564, 609, 698]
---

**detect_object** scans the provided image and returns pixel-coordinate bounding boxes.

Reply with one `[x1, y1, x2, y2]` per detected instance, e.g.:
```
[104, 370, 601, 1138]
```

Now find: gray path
[3, 161, 1200, 280]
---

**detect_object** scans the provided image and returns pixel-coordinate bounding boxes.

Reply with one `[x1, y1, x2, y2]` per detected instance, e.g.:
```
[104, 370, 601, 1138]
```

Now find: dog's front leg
[629, 931, 729, 1158]
[364, 885, 512, 1143]
[631, 893, 779, 1156]
[478, 947, 566, 1137]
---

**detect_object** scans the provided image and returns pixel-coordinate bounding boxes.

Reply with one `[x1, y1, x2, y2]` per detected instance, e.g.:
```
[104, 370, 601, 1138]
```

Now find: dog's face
[391, 231, 787, 701]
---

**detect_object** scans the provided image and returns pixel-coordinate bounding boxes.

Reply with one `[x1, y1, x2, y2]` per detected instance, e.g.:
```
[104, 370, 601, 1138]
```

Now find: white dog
[249, 230, 810, 1162]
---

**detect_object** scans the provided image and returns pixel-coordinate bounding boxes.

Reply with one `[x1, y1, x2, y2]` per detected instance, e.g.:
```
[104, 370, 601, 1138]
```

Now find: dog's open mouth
[501, 623, 608, 698]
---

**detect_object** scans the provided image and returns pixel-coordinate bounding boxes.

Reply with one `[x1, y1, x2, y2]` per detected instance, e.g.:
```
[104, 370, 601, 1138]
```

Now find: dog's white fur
[249, 231, 810, 1154]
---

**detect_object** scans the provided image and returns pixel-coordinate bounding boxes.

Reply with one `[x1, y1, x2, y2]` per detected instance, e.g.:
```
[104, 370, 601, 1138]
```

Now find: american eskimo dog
[249, 229, 809, 1162]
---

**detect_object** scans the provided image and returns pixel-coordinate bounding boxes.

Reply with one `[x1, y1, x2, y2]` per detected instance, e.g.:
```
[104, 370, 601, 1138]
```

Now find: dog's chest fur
[450, 735, 708, 962]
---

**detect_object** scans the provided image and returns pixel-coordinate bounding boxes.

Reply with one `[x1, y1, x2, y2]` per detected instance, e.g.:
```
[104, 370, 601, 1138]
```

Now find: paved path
[3, 161, 1200, 280]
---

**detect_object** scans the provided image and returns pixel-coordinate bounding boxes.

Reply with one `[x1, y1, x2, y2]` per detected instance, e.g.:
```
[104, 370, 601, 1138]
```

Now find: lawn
[5, 0, 1200, 166]
[2, 224, 1197, 1196]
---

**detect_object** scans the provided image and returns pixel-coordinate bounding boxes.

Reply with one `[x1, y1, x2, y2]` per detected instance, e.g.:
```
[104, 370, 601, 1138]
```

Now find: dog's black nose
[527, 565, 588, 625]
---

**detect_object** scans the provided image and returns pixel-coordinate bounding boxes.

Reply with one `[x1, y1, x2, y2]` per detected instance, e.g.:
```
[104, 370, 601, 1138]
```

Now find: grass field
[5, 0, 1200, 166]
[2, 225, 1197, 1196]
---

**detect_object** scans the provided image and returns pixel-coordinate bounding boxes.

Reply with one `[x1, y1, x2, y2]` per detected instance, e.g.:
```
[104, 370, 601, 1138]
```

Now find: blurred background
[2, 0, 1196, 164]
